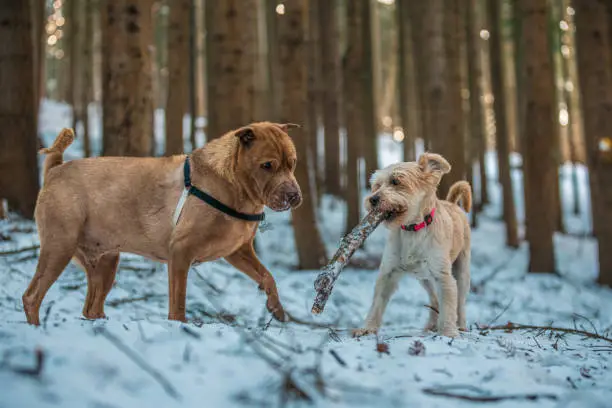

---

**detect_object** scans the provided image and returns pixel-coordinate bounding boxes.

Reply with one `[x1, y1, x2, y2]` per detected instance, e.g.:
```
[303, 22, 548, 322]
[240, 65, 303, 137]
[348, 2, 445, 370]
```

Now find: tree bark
[343, 0, 368, 233]
[205, 0, 258, 140]
[442, 0, 467, 197]
[362, 0, 378, 185]
[574, 0, 612, 286]
[466, 0, 486, 213]
[81, 0, 93, 157]
[278, 0, 327, 270]
[397, 0, 415, 161]
[518, 0, 557, 273]
[319, 0, 342, 196]
[307, 0, 321, 204]
[408, 0, 431, 150]
[488, 0, 519, 248]
[101, 0, 154, 157]
[165, 0, 190, 156]
[419, 0, 461, 198]
[0, 0, 40, 219]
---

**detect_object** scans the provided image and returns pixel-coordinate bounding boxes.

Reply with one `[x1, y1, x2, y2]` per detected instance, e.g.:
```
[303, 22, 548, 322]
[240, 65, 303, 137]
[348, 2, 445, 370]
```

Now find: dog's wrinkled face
[365, 153, 451, 226]
[234, 122, 302, 211]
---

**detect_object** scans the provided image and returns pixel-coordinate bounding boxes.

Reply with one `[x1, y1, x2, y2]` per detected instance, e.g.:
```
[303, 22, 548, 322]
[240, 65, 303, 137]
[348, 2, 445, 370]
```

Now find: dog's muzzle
[269, 183, 302, 211]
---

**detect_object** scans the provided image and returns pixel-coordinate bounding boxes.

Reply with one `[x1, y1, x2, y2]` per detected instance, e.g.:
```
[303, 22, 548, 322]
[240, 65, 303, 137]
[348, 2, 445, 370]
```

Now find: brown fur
[354, 153, 472, 337]
[23, 122, 302, 325]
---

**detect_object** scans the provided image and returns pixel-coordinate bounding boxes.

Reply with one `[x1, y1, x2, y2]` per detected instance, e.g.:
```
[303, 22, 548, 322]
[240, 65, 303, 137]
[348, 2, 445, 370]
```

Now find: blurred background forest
[0, 0, 611, 286]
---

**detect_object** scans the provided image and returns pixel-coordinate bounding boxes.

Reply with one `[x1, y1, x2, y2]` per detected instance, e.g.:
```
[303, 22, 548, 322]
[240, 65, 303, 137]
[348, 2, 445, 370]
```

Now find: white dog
[353, 153, 472, 338]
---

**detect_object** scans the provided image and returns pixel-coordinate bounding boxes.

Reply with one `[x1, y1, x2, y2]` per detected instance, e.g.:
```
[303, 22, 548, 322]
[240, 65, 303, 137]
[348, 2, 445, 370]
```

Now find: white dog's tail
[39, 128, 75, 178]
[446, 181, 472, 212]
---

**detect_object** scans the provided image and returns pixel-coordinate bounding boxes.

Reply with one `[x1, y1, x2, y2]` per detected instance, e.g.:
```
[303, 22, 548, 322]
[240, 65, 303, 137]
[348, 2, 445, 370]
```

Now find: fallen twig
[107, 294, 163, 307]
[0, 245, 40, 256]
[3, 348, 45, 378]
[478, 322, 612, 344]
[94, 326, 181, 400]
[329, 349, 346, 367]
[423, 386, 557, 402]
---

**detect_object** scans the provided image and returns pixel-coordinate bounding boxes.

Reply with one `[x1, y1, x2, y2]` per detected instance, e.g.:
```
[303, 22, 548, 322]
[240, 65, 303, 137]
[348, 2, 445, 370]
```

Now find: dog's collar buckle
[401, 208, 435, 232]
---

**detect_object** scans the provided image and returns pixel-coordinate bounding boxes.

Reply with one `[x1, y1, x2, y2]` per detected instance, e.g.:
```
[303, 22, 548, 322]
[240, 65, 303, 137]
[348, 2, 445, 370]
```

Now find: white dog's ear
[418, 152, 451, 175]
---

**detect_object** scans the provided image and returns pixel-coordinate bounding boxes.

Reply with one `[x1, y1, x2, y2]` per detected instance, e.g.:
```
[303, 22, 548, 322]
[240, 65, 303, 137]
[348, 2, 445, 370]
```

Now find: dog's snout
[369, 195, 380, 207]
[287, 191, 302, 207]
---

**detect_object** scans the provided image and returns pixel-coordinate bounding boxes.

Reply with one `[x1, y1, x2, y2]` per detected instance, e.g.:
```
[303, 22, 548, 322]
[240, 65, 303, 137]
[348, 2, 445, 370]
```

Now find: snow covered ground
[0, 100, 611, 408]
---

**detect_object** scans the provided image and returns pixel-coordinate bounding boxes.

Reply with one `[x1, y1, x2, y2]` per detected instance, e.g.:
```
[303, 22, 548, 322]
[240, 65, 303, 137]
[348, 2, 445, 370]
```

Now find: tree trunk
[343, 0, 368, 233]
[205, 0, 258, 140]
[165, 0, 190, 155]
[81, 0, 93, 157]
[0, 0, 40, 219]
[488, 0, 519, 248]
[362, 0, 378, 185]
[307, 0, 321, 204]
[397, 0, 414, 160]
[466, 0, 486, 212]
[278, 0, 327, 270]
[407, 0, 430, 150]
[574, 0, 612, 286]
[30, 0, 45, 121]
[265, 0, 280, 121]
[419, 0, 460, 198]
[441, 0, 467, 198]
[519, 0, 557, 273]
[319, 0, 342, 196]
[69, 0, 81, 132]
[189, 0, 197, 151]
[101, 0, 154, 157]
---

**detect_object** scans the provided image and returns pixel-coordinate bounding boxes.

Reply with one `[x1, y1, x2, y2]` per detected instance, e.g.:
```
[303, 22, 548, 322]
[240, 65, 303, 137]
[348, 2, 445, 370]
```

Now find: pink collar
[401, 208, 436, 232]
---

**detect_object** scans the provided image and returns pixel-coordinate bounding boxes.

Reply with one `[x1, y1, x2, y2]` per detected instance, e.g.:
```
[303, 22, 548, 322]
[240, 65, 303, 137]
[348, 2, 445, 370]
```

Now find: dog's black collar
[183, 156, 265, 222]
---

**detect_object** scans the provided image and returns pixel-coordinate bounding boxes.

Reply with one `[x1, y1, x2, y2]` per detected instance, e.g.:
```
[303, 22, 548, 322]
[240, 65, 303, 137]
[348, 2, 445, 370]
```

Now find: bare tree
[488, 0, 519, 248]
[205, 0, 258, 140]
[101, 0, 154, 157]
[343, 0, 369, 232]
[518, 0, 557, 273]
[277, 0, 327, 269]
[319, 0, 342, 196]
[165, 0, 190, 155]
[0, 0, 40, 218]
[574, 0, 612, 286]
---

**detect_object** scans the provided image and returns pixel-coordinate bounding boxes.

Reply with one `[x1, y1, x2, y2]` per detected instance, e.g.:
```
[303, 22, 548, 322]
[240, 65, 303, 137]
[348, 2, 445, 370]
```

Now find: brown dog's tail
[446, 181, 472, 212]
[39, 128, 75, 177]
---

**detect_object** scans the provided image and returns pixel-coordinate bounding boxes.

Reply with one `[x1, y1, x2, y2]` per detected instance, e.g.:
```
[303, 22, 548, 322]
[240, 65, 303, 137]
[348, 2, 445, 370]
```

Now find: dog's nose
[369, 195, 380, 207]
[287, 191, 301, 207]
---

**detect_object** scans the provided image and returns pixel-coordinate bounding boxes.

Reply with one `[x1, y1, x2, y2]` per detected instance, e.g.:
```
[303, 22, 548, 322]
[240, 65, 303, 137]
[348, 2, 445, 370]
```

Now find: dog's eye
[390, 177, 400, 186]
[261, 162, 273, 170]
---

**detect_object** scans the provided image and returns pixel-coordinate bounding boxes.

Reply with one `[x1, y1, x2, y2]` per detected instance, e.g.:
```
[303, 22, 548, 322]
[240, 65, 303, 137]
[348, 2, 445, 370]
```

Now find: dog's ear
[235, 127, 255, 147]
[275, 123, 301, 132]
[418, 153, 451, 175]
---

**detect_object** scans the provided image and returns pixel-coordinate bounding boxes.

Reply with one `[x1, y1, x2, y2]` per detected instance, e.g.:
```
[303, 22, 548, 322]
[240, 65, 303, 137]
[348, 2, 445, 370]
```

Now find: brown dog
[23, 122, 302, 325]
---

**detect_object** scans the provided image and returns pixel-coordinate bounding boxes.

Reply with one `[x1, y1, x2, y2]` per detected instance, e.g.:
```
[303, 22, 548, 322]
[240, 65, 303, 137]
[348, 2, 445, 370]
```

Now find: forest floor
[0, 101, 611, 408]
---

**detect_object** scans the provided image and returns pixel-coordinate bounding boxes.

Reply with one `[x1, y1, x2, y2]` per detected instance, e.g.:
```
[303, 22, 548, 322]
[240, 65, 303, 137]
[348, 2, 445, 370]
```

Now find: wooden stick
[312, 210, 384, 314]
[480, 322, 612, 343]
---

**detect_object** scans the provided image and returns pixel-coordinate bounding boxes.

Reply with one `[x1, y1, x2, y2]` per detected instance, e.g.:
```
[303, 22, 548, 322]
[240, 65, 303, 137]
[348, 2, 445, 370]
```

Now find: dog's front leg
[353, 268, 401, 338]
[225, 242, 286, 322]
[435, 270, 459, 337]
[168, 249, 193, 322]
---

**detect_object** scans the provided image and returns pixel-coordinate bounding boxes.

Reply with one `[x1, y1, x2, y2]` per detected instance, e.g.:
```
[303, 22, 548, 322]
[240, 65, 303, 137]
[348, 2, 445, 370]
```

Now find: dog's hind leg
[453, 251, 470, 331]
[419, 279, 439, 331]
[77, 251, 120, 320]
[23, 243, 76, 325]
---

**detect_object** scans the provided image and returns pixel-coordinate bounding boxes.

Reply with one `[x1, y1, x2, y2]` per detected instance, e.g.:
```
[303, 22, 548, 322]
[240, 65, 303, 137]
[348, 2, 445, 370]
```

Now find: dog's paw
[437, 325, 460, 338]
[352, 328, 378, 338]
[266, 299, 288, 322]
